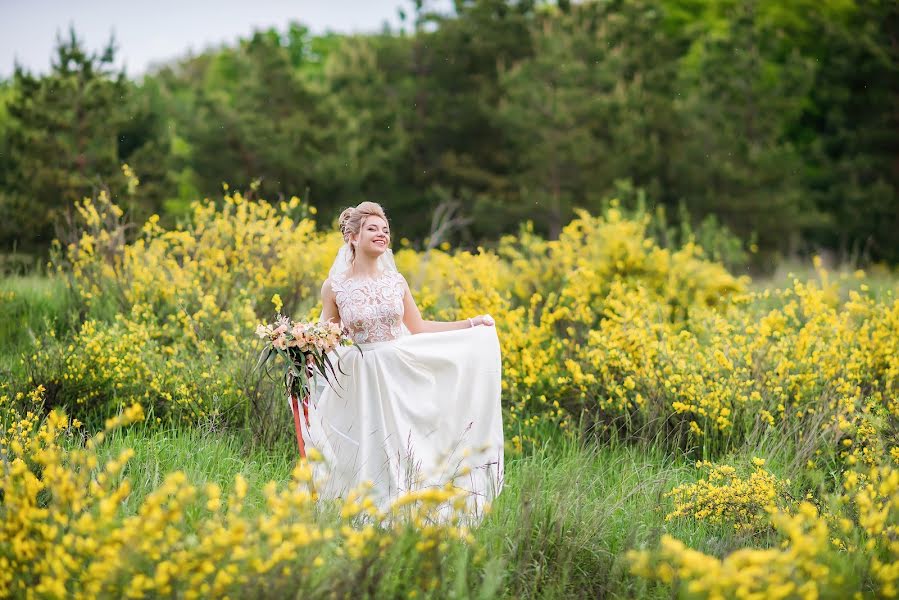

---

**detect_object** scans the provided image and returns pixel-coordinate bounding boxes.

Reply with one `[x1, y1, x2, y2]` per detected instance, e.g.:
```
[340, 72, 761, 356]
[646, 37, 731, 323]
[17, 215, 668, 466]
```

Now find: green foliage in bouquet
[253, 316, 357, 402]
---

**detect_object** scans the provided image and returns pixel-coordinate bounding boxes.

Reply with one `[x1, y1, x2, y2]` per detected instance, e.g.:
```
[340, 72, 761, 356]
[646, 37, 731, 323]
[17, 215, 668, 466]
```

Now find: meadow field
[1, 192, 898, 599]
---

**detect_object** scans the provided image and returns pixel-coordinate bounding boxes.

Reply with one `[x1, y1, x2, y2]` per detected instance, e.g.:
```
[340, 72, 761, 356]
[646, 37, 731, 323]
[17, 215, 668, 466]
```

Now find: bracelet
[468, 317, 474, 328]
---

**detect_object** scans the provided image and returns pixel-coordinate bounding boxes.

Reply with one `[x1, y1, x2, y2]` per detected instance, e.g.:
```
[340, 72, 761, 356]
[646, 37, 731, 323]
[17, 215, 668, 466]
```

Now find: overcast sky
[0, 0, 453, 78]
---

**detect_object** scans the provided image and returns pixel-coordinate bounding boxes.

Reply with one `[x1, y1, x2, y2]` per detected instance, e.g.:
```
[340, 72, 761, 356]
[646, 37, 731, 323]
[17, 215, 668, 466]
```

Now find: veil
[324, 242, 399, 280]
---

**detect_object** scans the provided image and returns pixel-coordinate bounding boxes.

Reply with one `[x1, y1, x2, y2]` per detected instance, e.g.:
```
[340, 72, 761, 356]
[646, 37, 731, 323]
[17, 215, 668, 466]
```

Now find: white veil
[324, 242, 401, 281]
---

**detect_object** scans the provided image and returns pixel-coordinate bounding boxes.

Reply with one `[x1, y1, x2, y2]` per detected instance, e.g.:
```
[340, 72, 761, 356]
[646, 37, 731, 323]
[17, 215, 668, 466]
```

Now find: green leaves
[3, 1, 898, 265]
[254, 328, 361, 404]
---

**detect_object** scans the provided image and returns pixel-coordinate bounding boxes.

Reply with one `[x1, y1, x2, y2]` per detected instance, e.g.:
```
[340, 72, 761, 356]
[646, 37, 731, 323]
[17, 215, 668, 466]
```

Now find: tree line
[1, 0, 897, 269]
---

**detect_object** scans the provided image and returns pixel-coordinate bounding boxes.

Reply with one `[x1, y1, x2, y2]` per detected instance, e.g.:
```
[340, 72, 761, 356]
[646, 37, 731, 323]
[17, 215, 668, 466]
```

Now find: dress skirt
[301, 325, 504, 520]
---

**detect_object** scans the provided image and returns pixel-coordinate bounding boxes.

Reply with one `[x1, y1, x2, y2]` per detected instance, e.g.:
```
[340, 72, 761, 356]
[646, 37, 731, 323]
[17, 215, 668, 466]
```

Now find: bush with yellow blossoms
[26, 183, 899, 468]
[394, 204, 751, 451]
[22, 308, 243, 424]
[628, 456, 899, 599]
[37, 188, 338, 422]
[491, 243, 899, 460]
[664, 458, 793, 534]
[629, 503, 837, 600]
[0, 388, 485, 599]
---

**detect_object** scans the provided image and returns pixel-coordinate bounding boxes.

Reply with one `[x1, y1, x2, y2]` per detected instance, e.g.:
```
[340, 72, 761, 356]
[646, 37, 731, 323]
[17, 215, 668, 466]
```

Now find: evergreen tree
[3, 28, 129, 252]
[319, 34, 414, 220]
[795, 0, 899, 262]
[178, 30, 335, 204]
[494, 6, 604, 239]
[494, 0, 684, 239]
[404, 0, 536, 241]
[670, 0, 817, 259]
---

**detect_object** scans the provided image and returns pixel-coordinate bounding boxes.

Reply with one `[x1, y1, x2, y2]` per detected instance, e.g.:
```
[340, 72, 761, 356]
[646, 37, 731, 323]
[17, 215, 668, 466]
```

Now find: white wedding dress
[301, 268, 505, 521]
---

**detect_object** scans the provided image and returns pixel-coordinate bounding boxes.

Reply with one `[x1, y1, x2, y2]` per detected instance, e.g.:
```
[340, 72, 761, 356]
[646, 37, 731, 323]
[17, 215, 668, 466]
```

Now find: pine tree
[670, 0, 818, 259]
[178, 29, 335, 204]
[495, 7, 604, 239]
[3, 28, 129, 252]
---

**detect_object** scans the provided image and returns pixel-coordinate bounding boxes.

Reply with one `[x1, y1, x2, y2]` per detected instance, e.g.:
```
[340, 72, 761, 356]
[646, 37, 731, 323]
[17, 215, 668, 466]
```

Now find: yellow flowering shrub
[495, 253, 898, 459]
[483, 206, 749, 448]
[52, 190, 334, 335]
[23, 308, 242, 421]
[665, 458, 793, 533]
[840, 462, 899, 597]
[629, 456, 899, 598]
[0, 389, 479, 599]
[35, 187, 899, 464]
[629, 503, 833, 600]
[42, 191, 340, 421]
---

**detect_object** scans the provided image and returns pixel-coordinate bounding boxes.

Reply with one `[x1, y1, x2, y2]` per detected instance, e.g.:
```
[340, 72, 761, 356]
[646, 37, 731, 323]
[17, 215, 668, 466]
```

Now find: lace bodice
[331, 270, 406, 344]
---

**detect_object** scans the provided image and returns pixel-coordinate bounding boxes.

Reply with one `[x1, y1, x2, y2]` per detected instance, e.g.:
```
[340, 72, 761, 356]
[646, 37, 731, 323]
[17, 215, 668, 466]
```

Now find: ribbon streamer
[288, 363, 314, 458]
[289, 390, 310, 458]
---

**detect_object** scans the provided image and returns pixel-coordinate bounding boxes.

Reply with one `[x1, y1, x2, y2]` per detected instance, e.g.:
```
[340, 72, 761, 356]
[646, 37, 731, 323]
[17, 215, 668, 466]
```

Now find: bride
[302, 201, 504, 520]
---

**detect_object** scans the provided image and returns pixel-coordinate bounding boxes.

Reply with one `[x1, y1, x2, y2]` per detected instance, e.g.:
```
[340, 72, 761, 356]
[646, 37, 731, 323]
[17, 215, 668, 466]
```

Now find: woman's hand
[468, 314, 495, 327]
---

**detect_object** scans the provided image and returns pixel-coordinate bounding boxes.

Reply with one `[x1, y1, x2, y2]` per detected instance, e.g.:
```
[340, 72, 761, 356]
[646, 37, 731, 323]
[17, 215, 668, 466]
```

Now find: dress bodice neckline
[335, 269, 391, 283]
[331, 269, 405, 344]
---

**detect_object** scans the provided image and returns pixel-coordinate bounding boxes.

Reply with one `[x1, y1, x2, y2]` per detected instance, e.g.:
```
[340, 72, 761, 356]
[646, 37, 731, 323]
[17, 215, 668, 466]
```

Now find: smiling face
[352, 215, 391, 257]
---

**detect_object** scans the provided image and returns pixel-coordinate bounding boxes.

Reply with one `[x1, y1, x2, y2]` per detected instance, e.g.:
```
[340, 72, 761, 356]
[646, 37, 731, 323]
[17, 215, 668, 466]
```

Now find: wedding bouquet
[255, 315, 359, 458]
[254, 315, 356, 401]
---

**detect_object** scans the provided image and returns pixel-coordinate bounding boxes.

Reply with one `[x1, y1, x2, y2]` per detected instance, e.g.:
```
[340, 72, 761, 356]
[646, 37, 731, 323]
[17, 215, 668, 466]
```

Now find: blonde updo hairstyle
[338, 201, 389, 262]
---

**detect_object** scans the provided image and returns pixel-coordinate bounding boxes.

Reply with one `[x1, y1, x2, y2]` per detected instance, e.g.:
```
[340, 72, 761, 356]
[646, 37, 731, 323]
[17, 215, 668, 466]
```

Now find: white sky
[0, 0, 453, 78]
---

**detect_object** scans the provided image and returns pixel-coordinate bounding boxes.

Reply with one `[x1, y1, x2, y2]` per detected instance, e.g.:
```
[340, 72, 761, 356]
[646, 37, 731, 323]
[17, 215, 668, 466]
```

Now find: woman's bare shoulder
[326, 269, 352, 289]
[321, 277, 336, 298]
[391, 270, 409, 289]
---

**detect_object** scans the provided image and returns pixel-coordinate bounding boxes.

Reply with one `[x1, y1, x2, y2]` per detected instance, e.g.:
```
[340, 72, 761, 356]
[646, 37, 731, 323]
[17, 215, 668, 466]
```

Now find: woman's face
[353, 215, 390, 257]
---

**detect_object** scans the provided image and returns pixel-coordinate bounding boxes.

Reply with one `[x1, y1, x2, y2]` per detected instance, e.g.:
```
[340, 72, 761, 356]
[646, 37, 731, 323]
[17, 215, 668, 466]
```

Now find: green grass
[85, 421, 298, 524]
[78, 416, 757, 598]
[477, 438, 691, 598]
[0, 274, 77, 376]
[3, 270, 866, 597]
[751, 258, 898, 300]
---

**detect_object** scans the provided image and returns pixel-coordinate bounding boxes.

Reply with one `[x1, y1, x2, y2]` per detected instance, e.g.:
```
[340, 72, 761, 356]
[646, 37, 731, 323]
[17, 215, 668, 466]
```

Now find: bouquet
[254, 315, 357, 456]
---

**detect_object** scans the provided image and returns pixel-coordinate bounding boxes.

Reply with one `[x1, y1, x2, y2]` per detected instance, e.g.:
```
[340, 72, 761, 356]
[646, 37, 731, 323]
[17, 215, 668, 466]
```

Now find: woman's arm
[401, 277, 493, 334]
[309, 279, 342, 367]
[320, 278, 340, 325]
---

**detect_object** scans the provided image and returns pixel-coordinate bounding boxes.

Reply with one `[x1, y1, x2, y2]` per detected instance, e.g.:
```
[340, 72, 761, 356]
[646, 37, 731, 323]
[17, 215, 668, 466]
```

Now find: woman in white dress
[303, 201, 504, 521]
